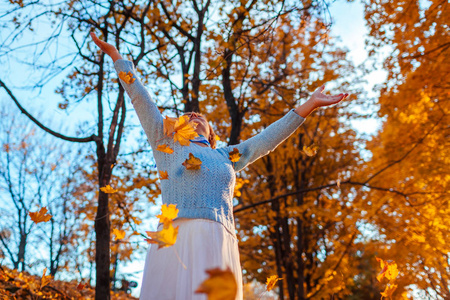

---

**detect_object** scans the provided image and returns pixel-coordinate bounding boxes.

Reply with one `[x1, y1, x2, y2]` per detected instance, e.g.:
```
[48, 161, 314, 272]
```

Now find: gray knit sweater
[114, 59, 305, 234]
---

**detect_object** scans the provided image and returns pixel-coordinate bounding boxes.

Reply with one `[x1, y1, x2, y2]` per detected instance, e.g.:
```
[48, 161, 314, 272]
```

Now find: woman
[91, 32, 348, 300]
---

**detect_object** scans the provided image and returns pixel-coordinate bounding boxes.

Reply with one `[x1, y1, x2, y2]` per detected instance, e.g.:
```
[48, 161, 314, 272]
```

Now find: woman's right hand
[90, 32, 123, 62]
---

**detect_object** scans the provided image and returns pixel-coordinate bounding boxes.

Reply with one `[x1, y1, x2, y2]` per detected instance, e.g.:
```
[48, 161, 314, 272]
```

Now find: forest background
[0, 0, 448, 299]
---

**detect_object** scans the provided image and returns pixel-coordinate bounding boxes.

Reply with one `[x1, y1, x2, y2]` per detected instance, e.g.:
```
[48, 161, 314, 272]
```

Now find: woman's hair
[184, 112, 217, 149]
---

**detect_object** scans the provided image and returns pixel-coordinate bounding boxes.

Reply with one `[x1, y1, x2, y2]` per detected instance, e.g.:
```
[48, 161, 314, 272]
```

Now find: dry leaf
[156, 144, 174, 154]
[376, 257, 399, 282]
[381, 284, 398, 299]
[266, 275, 282, 291]
[159, 170, 169, 180]
[29, 207, 52, 224]
[195, 267, 237, 300]
[229, 148, 242, 163]
[182, 153, 202, 170]
[145, 222, 178, 249]
[100, 185, 118, 194]
[163, 116, 177, 136]
[173, 115, 199, 146]
[118, 71, 135, 84]
[157, 204, 179, 222]
[336, 179, 341, 188]
[76, 282, 85, 291]
[303, 145, 318, 157]
[112, 228, 126, 240]
[40, 268, 52, 289]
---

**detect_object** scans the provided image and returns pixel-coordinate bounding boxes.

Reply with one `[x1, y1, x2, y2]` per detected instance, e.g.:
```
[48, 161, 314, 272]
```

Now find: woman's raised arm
[227, 85, 349, 172]
[90, 31, 164, 148]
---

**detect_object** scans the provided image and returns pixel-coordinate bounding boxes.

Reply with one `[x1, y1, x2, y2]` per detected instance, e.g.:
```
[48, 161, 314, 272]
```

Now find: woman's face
[185, 112, 210, 138]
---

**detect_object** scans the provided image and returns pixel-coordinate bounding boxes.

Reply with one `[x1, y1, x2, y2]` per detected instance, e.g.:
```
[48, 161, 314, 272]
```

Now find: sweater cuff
[114, 59, 134, 73]
[287, 108, 306, 126]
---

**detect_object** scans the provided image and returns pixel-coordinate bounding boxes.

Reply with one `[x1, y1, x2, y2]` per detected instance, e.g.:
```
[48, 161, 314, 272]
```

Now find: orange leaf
[159, 170, 169, 180]
[182, 153, 202, 170]
[229, 148, 242, 163]
[173, 115, 199, 146]
[76, 282, 85, 291]
[266, 275, 282, 291]
[376, 257, 399, 282]
[381, 284, 398, 299]
[156, 144, 174, 154]
[112, 228, 126, 240]
[118, 71, 135, 84]
[145, 222, 178, 249]
[163, 116, 177, 136]
[29, 207, 52, 224]
[195, 267, 237, 300]
[303, 145, 318, 157]
[40, 268, 52, 289]
[100, 185, 118, 194]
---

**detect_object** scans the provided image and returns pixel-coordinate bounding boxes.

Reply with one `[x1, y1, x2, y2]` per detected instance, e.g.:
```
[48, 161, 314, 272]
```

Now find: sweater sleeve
[114, 59, 164, 148]
[226, 109, 305, 172]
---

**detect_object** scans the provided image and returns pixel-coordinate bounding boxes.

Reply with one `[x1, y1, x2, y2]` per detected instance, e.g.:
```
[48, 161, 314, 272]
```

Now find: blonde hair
[184, 112, 217, 149]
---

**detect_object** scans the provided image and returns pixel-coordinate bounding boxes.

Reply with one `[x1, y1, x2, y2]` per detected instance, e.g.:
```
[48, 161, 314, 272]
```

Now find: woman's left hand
[294, 84, 349, 118]
[309, 85, 349, 108]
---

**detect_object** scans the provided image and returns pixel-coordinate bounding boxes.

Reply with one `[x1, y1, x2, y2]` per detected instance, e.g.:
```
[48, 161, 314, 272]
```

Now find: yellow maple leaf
[266, 275, 282, 291]
[156, 144, 174, 154]
[229, 148, 242, 163]
[118, 71, 135, 84]
[376, 257, 399, 282]
[100, 185, 118, 194]
[173, 115, 199, 146]
[29, 207, 52, 224]
[195, 267, 237, 300]
[156, 204, 179, 223]
[159, 170, 169, 180]
[182, 153, 202, 170]
[145, 222, 178, 249]
[215, 135, 220, 141]
[381, 284, 398, 299]
[112, 228, 126, 240]
[303, 145, 318, 157]
[40, 268, 52, 290]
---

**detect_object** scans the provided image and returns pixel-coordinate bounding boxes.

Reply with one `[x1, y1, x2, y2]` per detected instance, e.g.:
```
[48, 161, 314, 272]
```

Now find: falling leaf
[173, 115, 199, 146]
[266, 275, 282, 291]
[195, 267, 237, 300]
[159, 170, 169, 180]
[40, 268, 52, 289]
[100, 185, 118, 194]
[156, 144, 174, 154]
[29, 207, 52, 224]
[303, 145, 318, 157]
[182, 153, 202, 170]
[376, 257, 399, 282]
[76, 282, 85, 291]
[145, 222, 178, 249]
[163, 116, 177, 136]
[118, 71, 135, 84]
[336, 179, 341, 188]
[215, 135, 220, 141]
[229, 148, 242, 163]
[156, 204, 178, 227]
[381, 284, 398, 299]
[112, 228, 126, 240]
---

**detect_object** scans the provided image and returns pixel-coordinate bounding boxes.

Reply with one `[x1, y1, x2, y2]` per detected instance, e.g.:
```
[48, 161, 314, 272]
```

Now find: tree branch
[0, 79, 96, 143]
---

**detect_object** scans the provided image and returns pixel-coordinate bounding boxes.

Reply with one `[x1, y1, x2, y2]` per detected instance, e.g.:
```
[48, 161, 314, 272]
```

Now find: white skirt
[139, 218, 243, 300]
